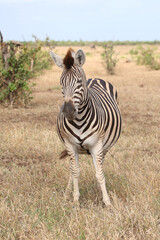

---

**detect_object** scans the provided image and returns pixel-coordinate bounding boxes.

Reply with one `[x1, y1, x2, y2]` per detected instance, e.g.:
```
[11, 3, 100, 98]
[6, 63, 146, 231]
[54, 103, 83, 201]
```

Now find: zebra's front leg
[92, 151, 111, 207]
[65, 174, 73, 200]
[69, 153, 80, 205]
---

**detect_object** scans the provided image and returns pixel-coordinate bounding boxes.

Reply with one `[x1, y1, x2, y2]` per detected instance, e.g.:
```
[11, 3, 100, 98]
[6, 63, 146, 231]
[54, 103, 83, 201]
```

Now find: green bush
[0, 42, 52, 106]
[130, 46, 160, 70]
[102, 42, 118, 75]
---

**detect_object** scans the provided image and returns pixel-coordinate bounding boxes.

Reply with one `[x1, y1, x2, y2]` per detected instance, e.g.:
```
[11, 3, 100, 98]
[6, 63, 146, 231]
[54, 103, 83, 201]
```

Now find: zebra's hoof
[64, 192, 71, 201]
[73, 200, 80, 209]
[103, 199, 111, 208]
[103, 202, 113, 213]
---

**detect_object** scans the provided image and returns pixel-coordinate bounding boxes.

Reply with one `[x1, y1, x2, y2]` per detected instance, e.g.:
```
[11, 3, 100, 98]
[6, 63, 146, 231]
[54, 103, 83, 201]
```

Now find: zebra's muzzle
[62, 100, 77, 120]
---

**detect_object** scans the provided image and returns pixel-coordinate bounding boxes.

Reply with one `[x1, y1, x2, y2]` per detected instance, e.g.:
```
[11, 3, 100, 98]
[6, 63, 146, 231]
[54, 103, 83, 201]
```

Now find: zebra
[50, 48, 122, 207]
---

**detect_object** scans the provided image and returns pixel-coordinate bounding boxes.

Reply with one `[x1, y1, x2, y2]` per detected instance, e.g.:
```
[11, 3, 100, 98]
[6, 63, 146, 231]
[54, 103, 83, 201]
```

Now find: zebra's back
[87, 78, 118, 104]
[87, 78, 121, 153]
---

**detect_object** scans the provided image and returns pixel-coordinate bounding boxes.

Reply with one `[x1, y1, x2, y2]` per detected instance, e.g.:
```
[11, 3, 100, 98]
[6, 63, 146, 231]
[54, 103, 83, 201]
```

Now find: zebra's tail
[59, 149, 68, 159]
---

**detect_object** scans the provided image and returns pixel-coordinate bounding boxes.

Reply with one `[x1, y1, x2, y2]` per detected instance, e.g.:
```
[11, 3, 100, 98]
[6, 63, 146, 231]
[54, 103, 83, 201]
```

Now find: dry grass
[0, 46, 160, 239]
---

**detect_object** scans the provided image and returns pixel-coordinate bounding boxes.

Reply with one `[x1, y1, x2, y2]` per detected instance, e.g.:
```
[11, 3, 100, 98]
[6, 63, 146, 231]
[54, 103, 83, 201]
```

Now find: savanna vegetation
[0, 33, 53, 106]
[0, 42, 160, 239]
[26, 38, 160, 47]
[102, 42, 118, 75]
[129, 45, 160, 70]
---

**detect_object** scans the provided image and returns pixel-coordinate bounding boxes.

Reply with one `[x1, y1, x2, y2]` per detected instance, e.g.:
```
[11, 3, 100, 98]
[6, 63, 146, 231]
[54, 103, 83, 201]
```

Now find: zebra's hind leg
[92, 150, 111, 207]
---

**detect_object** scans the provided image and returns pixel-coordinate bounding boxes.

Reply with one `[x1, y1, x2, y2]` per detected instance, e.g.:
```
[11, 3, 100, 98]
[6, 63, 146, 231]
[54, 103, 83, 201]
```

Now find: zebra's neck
[77, 87, 89, 114]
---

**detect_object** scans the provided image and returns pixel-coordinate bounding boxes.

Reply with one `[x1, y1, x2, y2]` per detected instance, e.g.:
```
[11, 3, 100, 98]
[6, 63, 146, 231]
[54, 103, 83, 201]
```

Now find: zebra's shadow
[78, 171, 130, 207]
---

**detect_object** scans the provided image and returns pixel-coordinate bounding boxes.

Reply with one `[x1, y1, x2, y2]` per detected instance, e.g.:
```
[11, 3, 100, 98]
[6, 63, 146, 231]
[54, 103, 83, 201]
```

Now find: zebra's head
[50, 48, 87, 120]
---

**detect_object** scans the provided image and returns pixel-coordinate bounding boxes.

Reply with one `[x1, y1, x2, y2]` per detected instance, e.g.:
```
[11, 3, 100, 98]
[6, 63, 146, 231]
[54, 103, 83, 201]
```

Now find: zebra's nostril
[70, 107, 76, 115]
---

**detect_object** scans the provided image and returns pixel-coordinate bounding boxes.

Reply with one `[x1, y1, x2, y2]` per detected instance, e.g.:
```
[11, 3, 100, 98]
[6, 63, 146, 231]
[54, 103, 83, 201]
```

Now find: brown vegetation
[0, 46, 160, 239]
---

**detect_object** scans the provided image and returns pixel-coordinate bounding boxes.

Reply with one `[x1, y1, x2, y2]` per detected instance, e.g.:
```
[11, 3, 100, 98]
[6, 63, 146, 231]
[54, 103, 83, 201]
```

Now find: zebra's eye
[77, 79, 82, 84]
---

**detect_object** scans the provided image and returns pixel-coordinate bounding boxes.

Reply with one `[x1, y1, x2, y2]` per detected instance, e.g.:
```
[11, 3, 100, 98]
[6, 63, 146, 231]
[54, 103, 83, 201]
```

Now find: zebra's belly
[59, 126, 103, 153]
[61, 131, 117, 156]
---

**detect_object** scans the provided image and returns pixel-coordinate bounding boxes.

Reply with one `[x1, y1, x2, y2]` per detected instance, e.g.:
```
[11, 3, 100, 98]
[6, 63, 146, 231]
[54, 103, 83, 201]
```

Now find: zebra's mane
[63, 48, 74, 69]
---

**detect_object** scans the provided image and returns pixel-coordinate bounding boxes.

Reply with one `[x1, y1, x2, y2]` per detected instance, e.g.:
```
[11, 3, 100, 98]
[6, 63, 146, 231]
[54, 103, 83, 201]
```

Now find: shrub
[0, 41, 52, 106]
[130, 46, 160, 70]
[102, 42, 118, 75]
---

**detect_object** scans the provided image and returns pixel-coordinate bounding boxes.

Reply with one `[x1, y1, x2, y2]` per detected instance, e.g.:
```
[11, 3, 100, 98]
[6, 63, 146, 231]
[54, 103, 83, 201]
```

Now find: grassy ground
[0, 46, 160, 239]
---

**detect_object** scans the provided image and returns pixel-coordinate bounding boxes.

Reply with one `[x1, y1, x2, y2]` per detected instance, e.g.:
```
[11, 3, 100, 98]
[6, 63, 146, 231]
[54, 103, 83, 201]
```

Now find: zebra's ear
[74, 49, 86, 66]
[50, 51, 64, 68]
